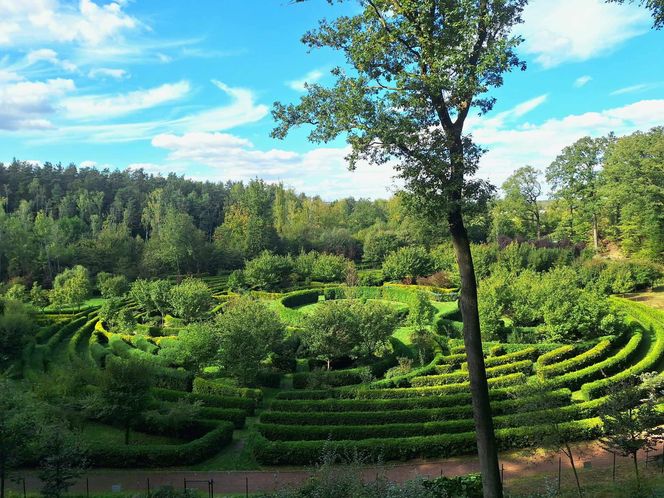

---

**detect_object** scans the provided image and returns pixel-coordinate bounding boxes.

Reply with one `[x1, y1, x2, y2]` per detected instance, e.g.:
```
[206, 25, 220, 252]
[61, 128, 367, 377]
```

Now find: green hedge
[548, 331, 643, 391]
[580, 300, 664, 400]
[536, 344, 576, 367]
[411, 362, 532, 387]
[362, 373, 527, 397]
[192, 377, 262, 401]
[466, 347, 538, 369]
[152, 387, 256, 414]
[253, 418, 603, 465]
[537, 338, 613, 379]
[262, 389, 571, 426]
[86, 420, 233, 467]
[281, 289, 321, 308]
[67, 317, 98, 364]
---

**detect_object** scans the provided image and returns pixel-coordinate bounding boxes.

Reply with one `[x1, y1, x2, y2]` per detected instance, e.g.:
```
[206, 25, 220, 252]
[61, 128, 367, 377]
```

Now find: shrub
[192, 377, 262, 401]
[98, 275, 130, 298]
[537, 338, 613, 379]
[281, 289, 320, 308]
[244, 251, 293, 290]
[152, 387, 256, 413]
[311, 253, 350, 282]
[382, 247, 434, 284]
[536, 344, 577, 367]
[168, 278, 213, 323]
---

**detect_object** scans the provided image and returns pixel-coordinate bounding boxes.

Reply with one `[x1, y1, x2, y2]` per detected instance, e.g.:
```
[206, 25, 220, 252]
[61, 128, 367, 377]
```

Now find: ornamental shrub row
[152, 387, 256, 413]
[548, 331, 643, 391]
[261, 390, 572, 426]
[466, 347, 539, 369]
[411, 362, 532, 387]
[536, 344, 576, 367]
[363, 373, 526, 397]
[192, 377, 263, 401]
[537, 338, 614, 379]
[580, 300, 664, 400]
[86, 420, 234, 467]
[281, 289, 321, 308]
[252, 418, 603, 465]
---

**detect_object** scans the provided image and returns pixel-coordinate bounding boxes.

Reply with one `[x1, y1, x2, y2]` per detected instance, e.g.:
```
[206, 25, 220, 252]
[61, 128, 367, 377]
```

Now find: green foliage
[302, 301, 358, 370]
[38, 424, 88, 498]
[311, 253, 350, 282]
[129, 279, 172, 322]
[410, 291, 437, 333]
[30, 282, 50, 310]
[98, 274, 130, 298]
[4, 283, 28, 302]
[382, 247, 434, 284]
[50, 265, 91, 310]
[362, 230, 403, 266]
[168, 278, 213, 322]
[227, 270, 247, 292]
[167, 321, 219, 373]
[244, 251, 293, 290]
[98, 298, 135, 332]
[0, 300, 35, 366]
[216, 297, 285, 385]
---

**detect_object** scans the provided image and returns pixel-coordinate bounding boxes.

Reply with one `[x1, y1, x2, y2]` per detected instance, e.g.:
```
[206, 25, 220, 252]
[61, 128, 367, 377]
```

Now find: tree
[607, 0, 664, 28]
[38, 424, 87, 498]
[88, 357, 154, 445]
[409, 291, 437, 333]
[30, 282, 50, 311]
[500, 166, 542, 239]
[168, 321, 220, 372]
[4, 284, 28, 303]
[50, 265, 91, 310]
[216, 298, 285, 385]
[98, 274, 130, 299]
[302, 301, 359, 370]
[352, 300, 400, 357]
[244, 251, 294, 290]
[311, 253, 350, 282]
[0, 300, 35, 367]
[0, 377, 42, 498]
[272, 4, 526, 493]
[129, 279, 172, 324]
[168, 278, 213, 323]
[362, 230, 403, 265]
[382, 246, 434, 284]
[98, 298, 135, 332]
[599, 373, 664, 490]
[546, 136, 610, 250]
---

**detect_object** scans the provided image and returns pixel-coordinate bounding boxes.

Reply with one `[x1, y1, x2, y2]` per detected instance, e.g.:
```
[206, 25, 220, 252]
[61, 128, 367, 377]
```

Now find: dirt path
[13, 441, 663, 496]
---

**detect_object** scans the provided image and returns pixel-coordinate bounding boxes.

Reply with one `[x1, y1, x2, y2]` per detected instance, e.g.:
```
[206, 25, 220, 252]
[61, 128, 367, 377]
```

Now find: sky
[0, 0, 663, 200]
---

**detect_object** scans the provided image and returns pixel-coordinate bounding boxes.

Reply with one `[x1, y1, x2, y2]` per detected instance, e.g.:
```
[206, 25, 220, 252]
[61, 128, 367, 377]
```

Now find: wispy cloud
[517, 0, 650, 68]
[0, 77, 75, 130]
[88, 68, 128, 80]
[61, 81, 191, 120]
[610, 82, 661, 95]
[574, 75, 592, 87]
[287, 69, 325, 92]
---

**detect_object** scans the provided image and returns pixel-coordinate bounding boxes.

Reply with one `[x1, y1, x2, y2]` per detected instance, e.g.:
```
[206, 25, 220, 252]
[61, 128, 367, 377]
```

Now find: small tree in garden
[352, 300, 399, 357]
[38, 423, 87, 498]
[98, 274, 130, 298]
[382, 247, 434, 284]
[311, 253, 349, 282]
[87, 357, 154, 445]
[303, 301, 359, 370]
[599, 373, 664, 490]
[169, 321, 220, 373]
[216, 298, 285, 385]
[244, 251, 294, 290]
[410, 291, 437, 333]
[129, 279, 172, 324]
[169, 278, 213, 323]
[50, 265, 91, 310]
[30, 282, 50, 311]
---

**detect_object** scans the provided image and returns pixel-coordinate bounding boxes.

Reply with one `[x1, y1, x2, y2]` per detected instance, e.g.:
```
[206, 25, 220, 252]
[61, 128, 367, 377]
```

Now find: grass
[43, 297, 105, 312]
[625, 286, 664, 310]
[81, 422, 184, 446]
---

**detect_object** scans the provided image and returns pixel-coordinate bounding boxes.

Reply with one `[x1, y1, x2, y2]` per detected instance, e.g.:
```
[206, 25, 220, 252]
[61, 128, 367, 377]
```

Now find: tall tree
[272, 2, 527, 495]
[546, 136, 611, 249]
[607, 0, 664, 28]
[500, 166, 542, 239]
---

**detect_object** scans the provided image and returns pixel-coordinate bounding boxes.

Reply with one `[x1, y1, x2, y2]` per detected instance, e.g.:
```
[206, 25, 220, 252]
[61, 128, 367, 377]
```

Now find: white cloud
[511, 94, 548, 117]
[148, 132, 399, 199]
[468, 99, 664, 188]
[0, 0, 139, 48]
[518, 0, 650, 67]
[574, 75, 592, 88]
[79, 159, 97, 168]
[61, 81, 191, 120]
[0, 77, 75, 130]
[88, 67, 128, 79]
[287, 69, 325, 92]
[610, 83, 660, 95]
[26, 48, 77, 72]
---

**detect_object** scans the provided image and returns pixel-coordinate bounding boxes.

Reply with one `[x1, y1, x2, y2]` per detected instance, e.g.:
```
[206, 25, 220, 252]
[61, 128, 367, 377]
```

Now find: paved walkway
[12, 441, 663, 496]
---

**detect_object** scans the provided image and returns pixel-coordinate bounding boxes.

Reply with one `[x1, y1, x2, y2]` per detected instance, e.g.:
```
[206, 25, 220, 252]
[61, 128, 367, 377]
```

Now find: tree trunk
[449, 208, 503, 498]
[326, 359, 331, 371]
[592, 214, 599, 251]
[632, 452, 640, 490]
[1, 458, 5, 498]
[565, 443, 583, 497]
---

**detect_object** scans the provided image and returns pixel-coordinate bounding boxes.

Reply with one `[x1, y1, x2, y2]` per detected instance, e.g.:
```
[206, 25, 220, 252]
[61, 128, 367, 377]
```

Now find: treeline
[0, 127, 661, 286]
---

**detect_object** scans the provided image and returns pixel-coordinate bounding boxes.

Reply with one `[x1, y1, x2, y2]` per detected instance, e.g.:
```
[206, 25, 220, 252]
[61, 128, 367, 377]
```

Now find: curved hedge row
[252, 418, 603, 465]
[536, 344, 576, 368]
[281, 289, 321, 308]
[192, 377, 263, 401]
[87, 420, 234, 467]
[152, 387, 256, 413]
[411, 361, 532, 387]
[538, 338, 614, 379]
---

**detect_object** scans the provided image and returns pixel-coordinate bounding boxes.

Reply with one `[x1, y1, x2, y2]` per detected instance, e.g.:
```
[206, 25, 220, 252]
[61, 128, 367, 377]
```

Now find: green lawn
[81, 422, 185, 446]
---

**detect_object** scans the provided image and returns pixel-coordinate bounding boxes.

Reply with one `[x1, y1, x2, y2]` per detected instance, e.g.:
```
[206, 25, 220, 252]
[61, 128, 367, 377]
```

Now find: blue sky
[1, 0, 662, 199]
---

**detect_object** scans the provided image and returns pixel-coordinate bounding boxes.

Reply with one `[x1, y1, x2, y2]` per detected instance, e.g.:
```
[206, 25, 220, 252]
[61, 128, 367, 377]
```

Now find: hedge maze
[17, 278, 664, 469]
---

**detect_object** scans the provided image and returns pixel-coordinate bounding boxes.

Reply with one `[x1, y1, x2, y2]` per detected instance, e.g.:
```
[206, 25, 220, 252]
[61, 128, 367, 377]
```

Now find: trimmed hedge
[86, 420, 234, 467]
[281, 289, 321, 308]
[536, 344, 576, 368]
[360, 373, 527, 397]
[262, 390, 572, 426]
[252, 418, 603, 465]
[192, 377, 263, 401]
[152, 387, 256, 413]
[580, 300, 664, 400]
[411, 362, 532, 387]
[537, 338, 614, 379]
[467, 347, 539, 369]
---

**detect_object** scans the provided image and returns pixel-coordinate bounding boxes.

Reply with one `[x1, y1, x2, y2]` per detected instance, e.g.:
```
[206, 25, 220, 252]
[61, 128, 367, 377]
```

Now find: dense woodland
[1, 127, 662, 289]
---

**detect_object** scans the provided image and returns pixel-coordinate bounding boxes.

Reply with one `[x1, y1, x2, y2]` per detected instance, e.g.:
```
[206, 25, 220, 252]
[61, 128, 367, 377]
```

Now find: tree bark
[632, 452, 640, 490]
[449, 208, 503, 498]
[592, 214, 599, 251]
